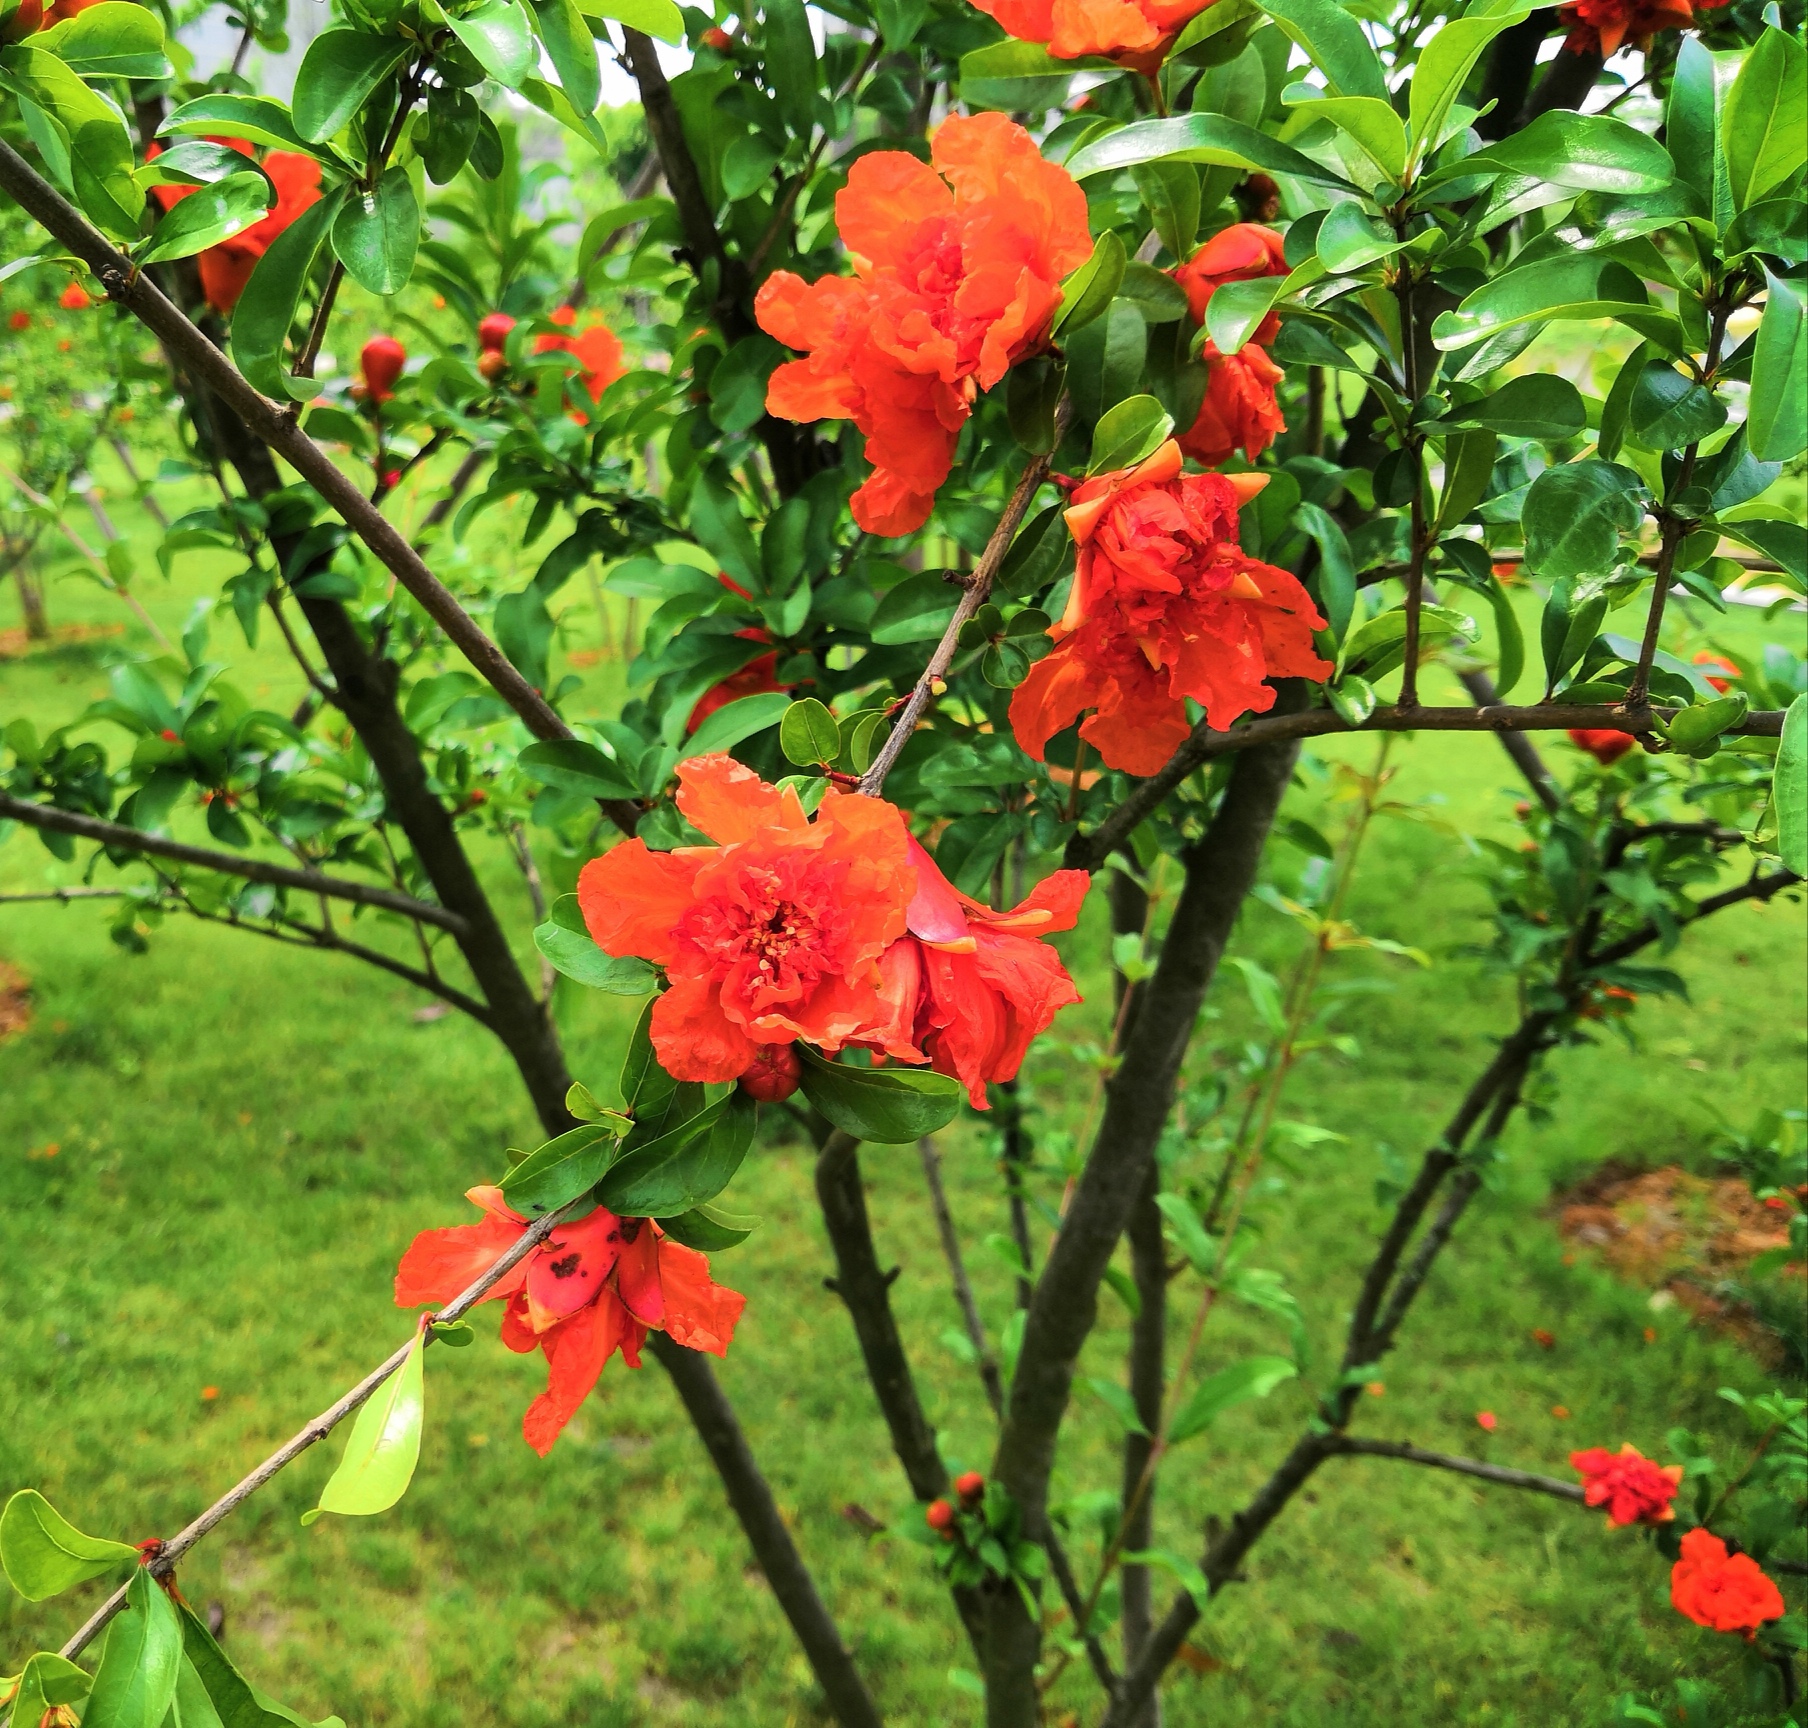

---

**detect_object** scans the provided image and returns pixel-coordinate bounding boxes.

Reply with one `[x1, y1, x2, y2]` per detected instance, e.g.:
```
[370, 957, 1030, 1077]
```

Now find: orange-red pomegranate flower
[1178, 342, 1286, 467]
[1174, 223, 1288, 337]
[1009, 440, 1331, 776]
[969, 0, 1223, 70]
[1570, 1443, 1684, 1527]
[758, 114, 1092, 536]
[395, 1186, 743, 1454]
[1670, 1528, 1786, 1639]
[1559, 0, 1691, 56]
[865, 837, 1088, 1107]
[534, 305, 627, 417]
[578, 756, 917, 1083]
[1568, 728, 1637, 765]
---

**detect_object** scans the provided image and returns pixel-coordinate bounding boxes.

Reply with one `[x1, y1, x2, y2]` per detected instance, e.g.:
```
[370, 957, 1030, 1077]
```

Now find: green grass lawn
[2, 464, 1805, 1726]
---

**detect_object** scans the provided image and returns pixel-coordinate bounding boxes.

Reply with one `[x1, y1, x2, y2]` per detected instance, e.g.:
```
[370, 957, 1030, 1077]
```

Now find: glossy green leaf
[1521, 460, 1645, 581]
[1340, 603, 1475, 679]
[138, 173, 270, 265]
[1284, 94, 1404, 182]
[1435, 429, 1497, 533]
[1084, 1376, 1151, 1437]
[1296, 501, 1354, 640]
[796, 1047, 963, 1143]
[599, 1091, 755, 1215]
[1204, 274, 1285, 353]
[1254, 0, 1385, 99]
[1051, 228, 1126, 337]
[518, 737, 640, 800]
[1316, 198, 1401, 272]
[576, 0, 682, 41]
[1120, 1547, 1211, 1609]
[330, 166, 420, 296]
[686, 689, 791, 756]
[6, 1651, 91, 1726]
[763, 0, 819, 132]
[179, 1602, 346, 1728]
[86, 1565, 182, 1728]
[1, 1489, 138, 1600]
[500, 1122, 621, 1214]
[1748, 273, 1806, 462]
[1722, 27, 1807, 214]
[1456, 110, 1675, 195]
[1407, 3, 1535, 166]
[291, 29, 408, 144]
[302, 1332, 424, 1525]
[1116, 260, 1190, 322]
[959, 38, 1104, 110]
[1067, 113, 1358, 193]
[1718, 516, 1806, 586]
[872, 572, 959, 644]
[656, 1201, 760, 1251]
[1065, 297, 1147, 423]
[1442, 374, 1586, 441]
[170, 1653, 227, 1728]
[0, 46, 143, 238]
[1432, 254, 1661, 352]
[159, 94, 325, 157]
[1666, 37, 1729, 227]
[230, 188, 344, 401]
[1168, 1355, 1298, 1444]
[1131, 160, 1200, 260]
[530, 0, 600, 113]
[1627, 360, 1726, 451]
[779, 697, 842, 767]
[448, 0, 535, 87]
[1481, 569, 1525, 698]
[535, 922, 658, 994]
[1088, 394, 1173, 475]
[35, 1, 170, 77]
[1775, 695, 1806, 877]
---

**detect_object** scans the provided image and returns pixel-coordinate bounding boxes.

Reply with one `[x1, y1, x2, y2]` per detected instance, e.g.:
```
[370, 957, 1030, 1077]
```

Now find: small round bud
[738, 1043, 802, 1103]
[477, 349, 509, 382]
[954, 1470, 984, 1502]
[477, 311, 515, 351]
[700, 24, 731, 47]
[925, 1498, 955, 1533]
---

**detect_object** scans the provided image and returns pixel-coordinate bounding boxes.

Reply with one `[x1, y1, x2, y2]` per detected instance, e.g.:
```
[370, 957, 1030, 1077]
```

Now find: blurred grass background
[0, 449, 1804, 1726]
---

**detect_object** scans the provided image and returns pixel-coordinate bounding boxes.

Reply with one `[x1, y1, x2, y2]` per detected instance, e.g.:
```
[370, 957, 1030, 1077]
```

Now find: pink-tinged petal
[614, 1227, 665, 1328]
[989, 868, 1091, 935]
[520, 1293, 636, 1455]
[675, 753, 806, 843]
[655, 1239, 746, 1357]
[578, 841, 702, 966]
[904, 835, 973, 945]
[524, 1207, 626, 1330]
[395, 1213, 526, 1309]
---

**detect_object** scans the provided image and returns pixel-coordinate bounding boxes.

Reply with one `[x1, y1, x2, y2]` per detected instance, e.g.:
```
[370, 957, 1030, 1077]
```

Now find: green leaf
[1666, 691, 1749, 751]
[1088, 394, 1173, 475]
[1116, 259, 1190, 322]
[1442, 374, 1586, 441]
[500, 1122, 621, 1215]
[447, 0, 536, 88]
[763, 0, 819, 133]
[1627, 359, 1726, 451]
[1167, 1355, 1298, 1444]
[518, 737, 639, 800]
[958, 38, 1104, 111]
[179, 1602, 346, 1728]
[230, 188, 345, 402]
[1083, 1376, 1150, 1437]
[1722, 26, 1807, 213]
[1667, 37, 1729, 227]
[1284, 94, 1405, 182]
[530, 0, 600, 114]
[291, 29, 408, 145]
[1205, 274, 1286, 353]
[1154, 1191, 1215, 1273]
[1432, 254, 1661, 352]
[1749, 273, 1806, 463]
[1315, 198, 1401, 272]
[35, 1, 170, 77]
[330, 166, 419, 296]
[1775, 695, 1806, 877]
[1521, 460, 1645, 580]
[1339, 603, 1475, 680]
[1067, 114, 1358, 194]
[599, 1091, 755, 1215]
[86, 1565, 182, 1728]
[1407, 3, 1535, 168]
[535, 922, 658, 993]
[656, 1201, 759, 1251]
[139, 173, 272, 265]
[1452, 110, 1675, 195]
[302, 1331, 424, 1525]
[1435, 428, 1497, 534]
[577, 0, 682, 42]
[0, 46, 143, 238]
[6, 1651, 91, 1726]
[780, 697, 842, 767]
[687, 469, 762, 590]
[1120, 1547, 1211, 1610]
[1254, 0, 1385, 99]
[1, 1489, 138, 1600]
[159, 94, 326, 158]
[171, 1652, 227, 1728]
[1050, 228, 1126, 338]
[687, 690, 791, 756]
[1481, 570, 1525, 698]
[796, 1047, 962, 1143]
[1718, 516, 1806, 586]
[1131, 160, 1200, 261]
[872, 572, 959, 645]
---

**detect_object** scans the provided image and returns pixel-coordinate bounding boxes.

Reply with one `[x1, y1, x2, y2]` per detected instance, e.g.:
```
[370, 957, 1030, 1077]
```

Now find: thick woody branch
[0, 136, 640, 838]
[1325, 1436, 1587, 1503]
[0, 793, 467, 933]
[1065, 703, 1787, 873]
[861, 416, 1070, 796]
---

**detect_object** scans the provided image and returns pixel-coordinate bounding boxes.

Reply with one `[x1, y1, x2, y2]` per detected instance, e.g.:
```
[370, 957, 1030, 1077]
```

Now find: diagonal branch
[1326, 1435, 1586, 1503]
[0, 793, 468, 933]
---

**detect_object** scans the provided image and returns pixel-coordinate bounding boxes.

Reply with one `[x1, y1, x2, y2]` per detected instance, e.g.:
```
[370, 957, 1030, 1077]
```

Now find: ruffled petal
[655, 1239, 747, 1356]
[650, 970, 763, 1083]
[577, 840, 702, 966]
[520, 1293, 636, 1455]
[836, 151, 952, 269]
[675, 753, 808, 843]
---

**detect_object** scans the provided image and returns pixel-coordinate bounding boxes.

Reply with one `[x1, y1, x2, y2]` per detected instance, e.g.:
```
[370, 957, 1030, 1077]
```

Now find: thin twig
[1326, 1435, 1585, 1502]
[918, 1135, 1004, 1415]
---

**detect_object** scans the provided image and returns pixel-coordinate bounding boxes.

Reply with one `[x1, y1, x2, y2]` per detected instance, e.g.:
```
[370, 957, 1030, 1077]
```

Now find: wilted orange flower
[758, 114, 1092, 536]
[1179, 342, 1286, 466]
[534, 305, 626, 415]
[1570, 1443, 1684, 1527]
[578, 756, 916, 1084]
[1568, 728, 1637, 765]
[969, 0, 1222, 70]
[1009, 440, 1330, 776]
[396, 1185, 743, 1454]
[1670, 1529, 1785, 1639]
[864, 837, 1088, 1107]
[148, 140, 323, 314]
[1174, 224, 1288, 337]
[1559, 0, 1691, 55]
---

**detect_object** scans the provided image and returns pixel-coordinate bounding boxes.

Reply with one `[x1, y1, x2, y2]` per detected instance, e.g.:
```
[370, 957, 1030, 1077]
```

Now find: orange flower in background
[1179, 342, 1286, 466]
[1558, 0, 1691, 55]
[687, 650, 790, 734]
[578, 755, 916, 1084]
[1670, 1529, 1786, 1639]
[969, 0, 1220, 70]
[1009, 440, 1331, 776]
[1174, 224, 1288, 337]
[1570, 1443, 1684, 1527]
[758, 113, 1092, 536]
[865, 837, 1088, 1107]
[1692, 651, 1739, 693]
[534, 305, 627, 415]
[148, 141, 324, 314]
[396, 1186, 743, 1454]
[1568, 728, 1637, 766]
[57, 281, 92, 311]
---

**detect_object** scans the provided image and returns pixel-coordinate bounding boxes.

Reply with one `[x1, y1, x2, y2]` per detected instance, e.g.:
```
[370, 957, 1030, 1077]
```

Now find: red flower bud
[737, 1043, 802, 1103]
[58, 281, 92, 310]
[476, 348, 509, 381]
[925, 1498, 955, 1533]
[0, 0, 44, 45]
[382, 468, 402, 489]
[954, 1470, 984, 1501]
[700, 25, 731, 47]
[159, 728, 179, 743]
[477, 312, 515, 351]
[1568, 728, 1637, 766]
[360, 333, 405, 403]
[8, 310, 30, 330]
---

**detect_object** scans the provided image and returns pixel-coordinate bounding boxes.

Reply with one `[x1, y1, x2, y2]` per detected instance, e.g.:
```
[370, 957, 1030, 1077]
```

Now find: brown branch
[860, 414, 1070, 796]
[0, 794, 468, 932]
[1326, 1436, 1587, 1502]
[1589, 868, 1801, 970]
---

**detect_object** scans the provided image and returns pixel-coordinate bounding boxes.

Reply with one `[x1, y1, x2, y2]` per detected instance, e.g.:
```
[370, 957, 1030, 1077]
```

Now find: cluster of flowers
[1571, 1444, 1787, 1639]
